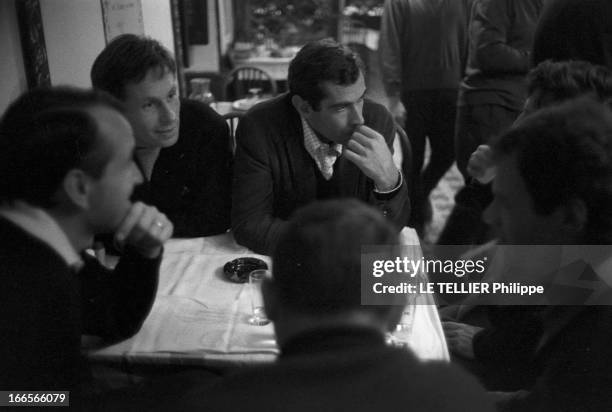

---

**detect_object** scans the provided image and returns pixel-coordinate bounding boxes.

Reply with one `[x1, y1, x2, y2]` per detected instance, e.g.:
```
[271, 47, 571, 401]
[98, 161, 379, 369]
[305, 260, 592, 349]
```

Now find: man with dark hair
[468, 60, 612, 184]
[0, 87, 171, 404]
[232, 39, 409, 254]
[446, 98, 612, 410]
[91, 34, 231, 237]
[487, 98, 612, 410]
[444, 61, 612, 389]
[178, 199, 493, 412]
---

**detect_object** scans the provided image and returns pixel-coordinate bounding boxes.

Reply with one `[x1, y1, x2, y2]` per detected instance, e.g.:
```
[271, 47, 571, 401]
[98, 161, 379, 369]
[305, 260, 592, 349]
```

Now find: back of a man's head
[288, 38, 364, 110]
[528, 60, 612, 107]
[91, 34, 176, 100]
[272, 199, 398, 318]
[493, 97, 612, 244]
[0, 87, 123, 208]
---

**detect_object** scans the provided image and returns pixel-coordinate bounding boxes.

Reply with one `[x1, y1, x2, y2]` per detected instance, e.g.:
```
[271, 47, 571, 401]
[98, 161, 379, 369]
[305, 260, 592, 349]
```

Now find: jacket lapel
[282, 101, 317, 204]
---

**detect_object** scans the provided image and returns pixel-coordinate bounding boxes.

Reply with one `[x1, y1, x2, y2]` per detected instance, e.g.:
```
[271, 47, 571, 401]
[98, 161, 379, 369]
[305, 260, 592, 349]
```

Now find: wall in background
[0, 0, 27, 114]
[39, 0, 175, 88]
[142, 0, 175, 54]
[187, 0, 220, 71]
[40, 0, 106, 87]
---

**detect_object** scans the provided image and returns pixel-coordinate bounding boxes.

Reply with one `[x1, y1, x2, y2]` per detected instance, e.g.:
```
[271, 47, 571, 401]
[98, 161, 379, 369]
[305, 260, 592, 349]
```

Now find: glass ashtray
[223, 257, 268, 283]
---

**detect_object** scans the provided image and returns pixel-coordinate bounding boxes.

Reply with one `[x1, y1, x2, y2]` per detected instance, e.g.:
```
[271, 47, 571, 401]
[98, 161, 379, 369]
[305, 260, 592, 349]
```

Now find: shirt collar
[301, 116, 342, 178]
[0, 201, 83, 269]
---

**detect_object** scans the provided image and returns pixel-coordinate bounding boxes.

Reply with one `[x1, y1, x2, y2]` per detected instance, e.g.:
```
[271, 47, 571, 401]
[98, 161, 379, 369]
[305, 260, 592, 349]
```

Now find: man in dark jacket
[0, 87, 171, 406]
[444, 98, 612, 411]
[179, 199, 493, 412]
[532, 0, 612, 68]
[232, 39, 409, 255]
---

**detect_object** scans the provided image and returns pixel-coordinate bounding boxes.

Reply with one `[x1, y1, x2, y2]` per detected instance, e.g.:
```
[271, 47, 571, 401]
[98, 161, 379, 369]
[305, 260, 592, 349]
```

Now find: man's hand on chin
[114, 202, 173, 259]
[343, 125, 400, 191]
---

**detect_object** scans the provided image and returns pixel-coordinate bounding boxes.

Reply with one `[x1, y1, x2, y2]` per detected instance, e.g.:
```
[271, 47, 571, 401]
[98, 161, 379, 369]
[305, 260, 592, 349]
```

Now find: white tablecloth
[90, 230, 448, 368]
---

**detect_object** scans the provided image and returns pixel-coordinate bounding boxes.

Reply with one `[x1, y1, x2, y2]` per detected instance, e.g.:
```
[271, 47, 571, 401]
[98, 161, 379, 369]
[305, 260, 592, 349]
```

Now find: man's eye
[142, 102, 154, 110]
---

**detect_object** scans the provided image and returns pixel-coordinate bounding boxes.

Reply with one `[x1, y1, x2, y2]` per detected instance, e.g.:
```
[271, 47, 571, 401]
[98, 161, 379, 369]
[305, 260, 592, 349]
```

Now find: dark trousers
[402, 89, 457, 228]
[439, 103, 519, 246]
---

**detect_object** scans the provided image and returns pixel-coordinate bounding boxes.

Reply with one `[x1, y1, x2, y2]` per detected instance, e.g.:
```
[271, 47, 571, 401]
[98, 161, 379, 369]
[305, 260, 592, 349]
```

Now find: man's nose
[348, 104, 364, 126]
[160, 101, 177, 124]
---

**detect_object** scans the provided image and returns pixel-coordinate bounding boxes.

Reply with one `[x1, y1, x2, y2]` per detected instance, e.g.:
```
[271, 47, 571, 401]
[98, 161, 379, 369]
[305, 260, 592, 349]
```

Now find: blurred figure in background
[379, 0, 473, 234]
[467, 60, 612, 185]
[438, 0, 544, 248]
[532, 0, 612, 68]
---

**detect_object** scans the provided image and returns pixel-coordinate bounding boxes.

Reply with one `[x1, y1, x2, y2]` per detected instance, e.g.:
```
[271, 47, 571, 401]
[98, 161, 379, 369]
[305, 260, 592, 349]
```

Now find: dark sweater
[0, 217, 159, 402]
[231, 94, 410, 255]
[134, 99, 232, 237]
[379, 0, 473, 93]
[177, 327, 495, 412]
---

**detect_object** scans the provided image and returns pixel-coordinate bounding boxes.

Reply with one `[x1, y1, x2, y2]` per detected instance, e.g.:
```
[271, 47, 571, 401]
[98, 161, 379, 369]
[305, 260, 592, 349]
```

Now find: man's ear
[61, 169, 91, 210]
[262, 277, 279, 322]
[291, 94, 313, 118]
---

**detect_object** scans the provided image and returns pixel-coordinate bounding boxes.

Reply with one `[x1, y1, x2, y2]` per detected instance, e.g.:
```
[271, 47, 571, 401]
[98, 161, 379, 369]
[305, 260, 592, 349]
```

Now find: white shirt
[301, 116, 342, 180]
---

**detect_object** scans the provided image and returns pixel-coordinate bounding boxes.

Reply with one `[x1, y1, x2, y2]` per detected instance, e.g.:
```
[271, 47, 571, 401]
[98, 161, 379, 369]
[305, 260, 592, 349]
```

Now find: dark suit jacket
[231, 94, 410, 254]
[134, 99, 232, 237]
[0, 217, 159, 402]
[498, 305, 612, 412]
[176, 327, 494, 412]
[532, 0, 612, 68]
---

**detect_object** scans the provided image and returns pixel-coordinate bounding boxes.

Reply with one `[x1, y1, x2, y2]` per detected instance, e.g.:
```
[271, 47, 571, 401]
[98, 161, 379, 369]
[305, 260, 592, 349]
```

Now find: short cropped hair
[527, 60, 612, 107]
[288, 38, 365, 110]
[91, 34, 176, 100]
[492, 97, 612, 244]
[0, 87, 125, 208]
[272, 199, 398, 316]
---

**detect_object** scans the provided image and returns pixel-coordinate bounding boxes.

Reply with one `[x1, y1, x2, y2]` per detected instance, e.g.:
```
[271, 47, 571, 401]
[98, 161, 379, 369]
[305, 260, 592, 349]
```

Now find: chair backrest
[222, 111, 244, 155]
[224, 66, 278, 101]
[341, 18, 367, 45]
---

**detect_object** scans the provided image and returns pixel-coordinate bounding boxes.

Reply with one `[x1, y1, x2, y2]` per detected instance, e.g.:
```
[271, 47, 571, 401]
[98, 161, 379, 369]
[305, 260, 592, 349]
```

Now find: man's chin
[157, 131, 179, 147]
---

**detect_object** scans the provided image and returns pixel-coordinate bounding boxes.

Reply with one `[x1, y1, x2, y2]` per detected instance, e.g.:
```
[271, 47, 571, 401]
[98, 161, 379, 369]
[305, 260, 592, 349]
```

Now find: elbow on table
[231, 220, 271, 255]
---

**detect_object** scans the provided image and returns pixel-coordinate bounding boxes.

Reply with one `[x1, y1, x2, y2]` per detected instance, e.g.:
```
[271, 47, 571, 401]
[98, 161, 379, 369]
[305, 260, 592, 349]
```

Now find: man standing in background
[379, 0, 472, 234]
[438, 0, 544, 247]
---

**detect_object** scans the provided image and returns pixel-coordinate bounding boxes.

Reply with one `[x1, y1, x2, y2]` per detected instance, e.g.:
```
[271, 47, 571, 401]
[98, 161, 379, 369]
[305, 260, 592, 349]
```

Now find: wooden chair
[223, 111, 244, 155]
[224, 66, 278, 101]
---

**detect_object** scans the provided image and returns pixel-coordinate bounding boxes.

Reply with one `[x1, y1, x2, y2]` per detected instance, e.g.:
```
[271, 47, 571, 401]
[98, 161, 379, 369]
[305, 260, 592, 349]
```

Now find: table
[89, 230, 448, 371]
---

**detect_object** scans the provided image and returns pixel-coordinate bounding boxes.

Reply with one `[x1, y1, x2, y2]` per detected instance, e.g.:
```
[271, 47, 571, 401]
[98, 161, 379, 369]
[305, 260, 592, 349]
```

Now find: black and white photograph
[1, 0, 612, 410]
